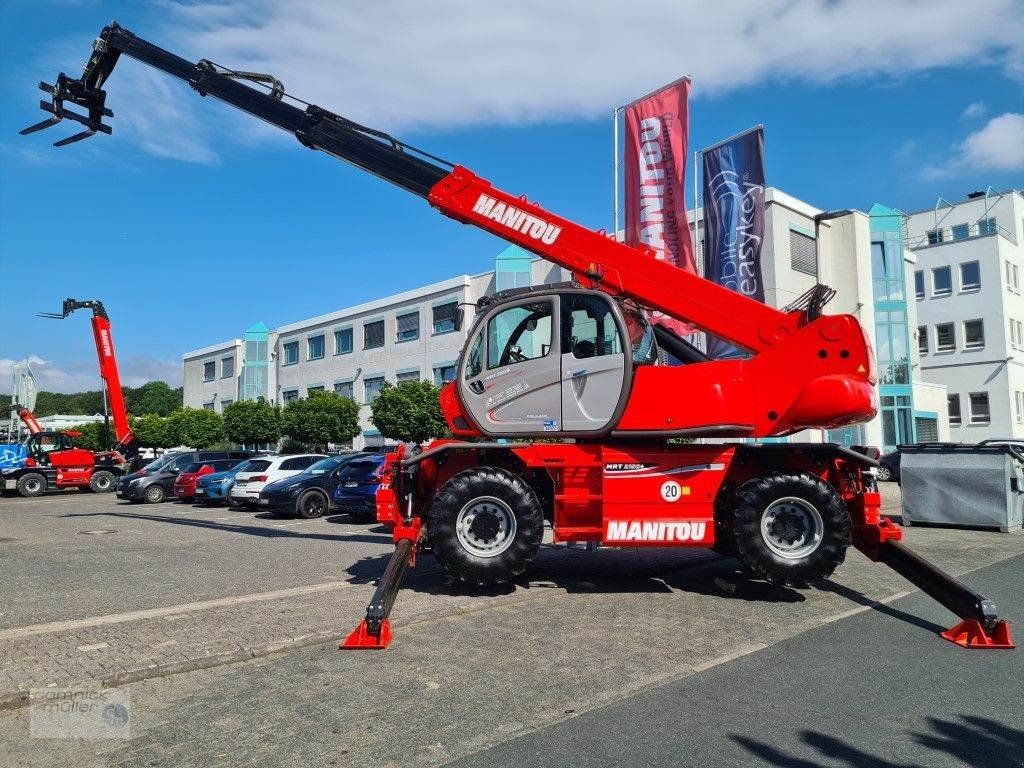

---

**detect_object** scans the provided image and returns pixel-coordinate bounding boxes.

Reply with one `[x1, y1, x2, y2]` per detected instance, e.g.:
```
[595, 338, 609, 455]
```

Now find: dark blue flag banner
[702, 126, 765, 358]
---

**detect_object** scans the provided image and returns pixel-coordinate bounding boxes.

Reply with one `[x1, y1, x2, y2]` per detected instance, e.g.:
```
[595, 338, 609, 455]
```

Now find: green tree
[281, 391, 360, 450]
[222, 398, 281, 446]
[165, 407, 225, 449]
[130, 414, 175, 449]
[369, 380, 449, 444]
[125, 381, 183, 416]
[68, 421, 111, 452]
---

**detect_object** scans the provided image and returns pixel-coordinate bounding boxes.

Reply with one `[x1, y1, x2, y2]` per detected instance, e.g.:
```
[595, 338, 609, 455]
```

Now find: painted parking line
[0, 580, 356, 641]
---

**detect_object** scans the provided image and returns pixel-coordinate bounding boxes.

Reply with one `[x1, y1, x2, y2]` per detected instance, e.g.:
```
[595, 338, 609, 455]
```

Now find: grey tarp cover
[900, 442, 1024, 532]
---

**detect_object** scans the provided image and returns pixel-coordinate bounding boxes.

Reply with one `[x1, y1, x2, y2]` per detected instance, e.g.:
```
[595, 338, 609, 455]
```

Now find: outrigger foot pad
[341, 619, 393, 650]
[941, 619, 1015, 649]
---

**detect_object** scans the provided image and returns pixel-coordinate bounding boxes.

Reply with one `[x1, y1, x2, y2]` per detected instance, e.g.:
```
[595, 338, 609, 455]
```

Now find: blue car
[195, 458, 258, 506]
[332, 454, 386, 521]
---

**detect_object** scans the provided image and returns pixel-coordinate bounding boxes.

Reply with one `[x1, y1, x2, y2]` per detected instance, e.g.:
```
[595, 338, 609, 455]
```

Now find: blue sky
[1, 1, 1022, 392]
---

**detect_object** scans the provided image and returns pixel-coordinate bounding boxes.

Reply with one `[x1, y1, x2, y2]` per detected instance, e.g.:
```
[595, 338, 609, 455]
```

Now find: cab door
[459, 297, 562, 435]
[559, 294, 628, 432]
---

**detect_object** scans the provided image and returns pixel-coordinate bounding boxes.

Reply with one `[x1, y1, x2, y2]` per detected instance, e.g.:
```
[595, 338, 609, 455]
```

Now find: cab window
[486, 301, 553, 369]
[561, 295, 623, 359]
[464, 330, 484, 380]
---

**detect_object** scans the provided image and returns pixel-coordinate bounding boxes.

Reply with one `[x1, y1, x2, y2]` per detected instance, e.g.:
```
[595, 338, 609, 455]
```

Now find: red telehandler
[2, 299, 136, 497]
[21, 23, 1013, 649]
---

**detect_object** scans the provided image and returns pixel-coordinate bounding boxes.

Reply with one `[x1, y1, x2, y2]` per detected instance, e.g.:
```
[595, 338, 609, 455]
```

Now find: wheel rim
[303, 495, 324, 517]
[760, 496, 824, 560]
[455, 496, 517, 558]
[147, 487, 162, 501]
[95, 476, 112, 490]
[25, 478, 41, 493]
[877, 467, 891, 481]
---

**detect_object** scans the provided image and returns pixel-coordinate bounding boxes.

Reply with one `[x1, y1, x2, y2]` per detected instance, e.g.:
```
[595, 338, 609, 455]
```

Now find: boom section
[27, 23, 799, 350]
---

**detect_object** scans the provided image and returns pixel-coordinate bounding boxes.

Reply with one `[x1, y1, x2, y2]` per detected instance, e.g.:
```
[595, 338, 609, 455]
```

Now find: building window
[203, 401, 215, 410]
[335, 327, 353, 355]
[874, 309, 910, 384]
[1017, 392, 1024, 425]
[203, 361, 216, 382]
[1009, 261, 1021, 290]
[964, 319, 985, 350]
[364, 320, 385, 349]
[220, 398, 234, 410]
[282, 389, 300, 404]
[932, 266, 952, 297]
[915, 416, 938, 442]
[951, 223, 969, 240]
[307, 335, 325, 361]
[935, 323, 955, 352]
[396, 370, 420, 384]
[871, 241, 905, 301]
[432, 302, 460, 334]
[917, 326, 928, 355]
[282, 341, 299, 365]
[334, 380, 354, 399]
[1010, 318, 1017, 348]
[969, 392, 990, 424]
[978, 217, 997, 236]
[914, 270, 924, 300]
[364, 376, 385, 403]
[307, 385, 324, 394]
[1018, 321, 1023, 349]
[434, 364, 457, 386]
[926, 229, 944, 245]
[948, 394, 961, 426]
[396, 311, 420, 342]
[221, 356, 235, 379]
[790, 230, 817, 276]
[959, 261, 980, 291]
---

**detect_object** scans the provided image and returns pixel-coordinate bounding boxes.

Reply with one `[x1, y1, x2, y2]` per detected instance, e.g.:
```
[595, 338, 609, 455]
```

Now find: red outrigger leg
[851, 490, 1014, 650]
[341, 519, 422, 650]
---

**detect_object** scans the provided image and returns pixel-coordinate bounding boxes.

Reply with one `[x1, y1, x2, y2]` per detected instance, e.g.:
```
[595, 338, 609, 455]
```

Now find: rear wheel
[295, 491, 328, 519]
[731, 472, 850, 587]
[428, 467, 544, 585]
[876, 465, 893, 482]
[17, 473, 46, 498]
[143, 484, 167, 504]
[89, 470, 116, 493]
[228, 498, 246, 509]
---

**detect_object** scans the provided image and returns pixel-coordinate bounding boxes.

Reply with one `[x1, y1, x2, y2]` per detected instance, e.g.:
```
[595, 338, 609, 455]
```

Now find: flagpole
[613, 107, 620, 239]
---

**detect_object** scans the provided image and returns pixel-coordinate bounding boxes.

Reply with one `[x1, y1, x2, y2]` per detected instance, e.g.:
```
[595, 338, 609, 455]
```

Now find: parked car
[173, 458, 247, 503]
[257, 453, 365, 518]
[229, 454, 326, 508]
[877, 450, 900, 482]
[194, 459, 264, 506]
[116, 450, 252, 504]
[332, 453, 387, 521]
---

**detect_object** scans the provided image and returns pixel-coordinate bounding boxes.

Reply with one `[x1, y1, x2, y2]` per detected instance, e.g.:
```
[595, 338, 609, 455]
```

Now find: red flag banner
[623, 78, 695, 336]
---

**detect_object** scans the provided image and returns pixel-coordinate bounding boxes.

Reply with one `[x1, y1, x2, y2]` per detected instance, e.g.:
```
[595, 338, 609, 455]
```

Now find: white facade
[182, 255, 568, 449]
[908, 189, 1024, 441]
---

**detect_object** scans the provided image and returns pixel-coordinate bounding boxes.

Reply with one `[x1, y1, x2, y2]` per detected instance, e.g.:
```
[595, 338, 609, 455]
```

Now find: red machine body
[2, 299, 134, 497]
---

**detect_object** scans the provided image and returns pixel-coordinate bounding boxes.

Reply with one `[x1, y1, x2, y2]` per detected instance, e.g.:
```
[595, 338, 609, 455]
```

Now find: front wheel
[876, 465, 893, 483]
[143, 484, 167, 504]
[428, 467, 544, 586]
[89, 470, 116, 493]
[731, 472, 850, 587]
[295, 491, 328, 519]
[17, 473, 47, 498]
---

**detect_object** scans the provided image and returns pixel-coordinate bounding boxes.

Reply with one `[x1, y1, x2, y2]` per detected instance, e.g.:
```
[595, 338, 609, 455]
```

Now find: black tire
[732, 472, 850, 587]
[228, 498, 246, 509]
[295, 490, 328, 519]
[89, 470, 116, 493]
[143, 484, 167, 504]
[17, 473, 46, 498]
[876, 465, 893, 483]
[427, 467, 544, 585]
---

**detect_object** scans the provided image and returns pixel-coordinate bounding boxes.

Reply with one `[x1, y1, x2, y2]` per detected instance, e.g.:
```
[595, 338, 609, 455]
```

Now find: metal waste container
[900, 440, 1024, 532]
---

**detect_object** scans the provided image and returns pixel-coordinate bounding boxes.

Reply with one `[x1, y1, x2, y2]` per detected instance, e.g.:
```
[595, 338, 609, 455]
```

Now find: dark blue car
[258, 454, 363, 518]
[332, 454, 386, 521]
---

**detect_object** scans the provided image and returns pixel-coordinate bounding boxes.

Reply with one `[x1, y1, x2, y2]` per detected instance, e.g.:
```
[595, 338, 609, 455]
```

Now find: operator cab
[458, 287, 657, 438]
[25, 431, 75, 463]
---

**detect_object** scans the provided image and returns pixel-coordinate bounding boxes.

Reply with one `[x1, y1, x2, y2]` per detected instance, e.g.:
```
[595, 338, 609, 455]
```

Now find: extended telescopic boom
[23, 22, 807, 354]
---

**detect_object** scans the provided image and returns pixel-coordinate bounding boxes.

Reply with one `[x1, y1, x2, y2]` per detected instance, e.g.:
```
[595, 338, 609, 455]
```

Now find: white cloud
[960, 113, 1024, 171]
[0, 355, 181, 395]
[45, 0, 1021, 162]
[962, 101, 988, 120]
